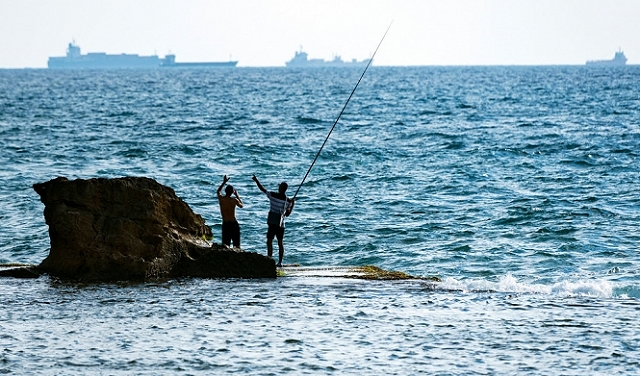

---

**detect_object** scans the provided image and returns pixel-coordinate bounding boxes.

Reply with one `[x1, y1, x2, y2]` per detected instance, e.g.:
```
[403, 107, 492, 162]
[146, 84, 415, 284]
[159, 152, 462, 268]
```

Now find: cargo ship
[47, 42, 237, 69]
[586, 50, 627, 66]
[285, 49, 370, 67]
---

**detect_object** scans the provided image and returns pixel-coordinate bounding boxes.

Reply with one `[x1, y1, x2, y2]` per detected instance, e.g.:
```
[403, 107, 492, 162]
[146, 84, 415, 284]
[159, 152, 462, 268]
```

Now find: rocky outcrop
[1, 176, 275, 281]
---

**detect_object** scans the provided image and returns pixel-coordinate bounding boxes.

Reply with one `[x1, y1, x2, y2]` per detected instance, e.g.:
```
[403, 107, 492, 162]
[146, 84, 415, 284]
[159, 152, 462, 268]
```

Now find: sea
[0, 65, 639, 375]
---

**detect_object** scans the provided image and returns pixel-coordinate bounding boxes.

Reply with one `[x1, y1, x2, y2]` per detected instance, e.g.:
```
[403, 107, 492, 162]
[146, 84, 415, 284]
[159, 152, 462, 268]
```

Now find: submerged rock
[0, 264, 41, 278]
[276, 265, 441, 281]
[2, 176, 276, 281]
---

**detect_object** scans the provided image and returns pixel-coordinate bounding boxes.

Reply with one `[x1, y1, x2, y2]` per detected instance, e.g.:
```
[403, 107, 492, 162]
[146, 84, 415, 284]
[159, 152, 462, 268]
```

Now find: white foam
[436, 274, 614, 298]
[550, 279, 613, 298]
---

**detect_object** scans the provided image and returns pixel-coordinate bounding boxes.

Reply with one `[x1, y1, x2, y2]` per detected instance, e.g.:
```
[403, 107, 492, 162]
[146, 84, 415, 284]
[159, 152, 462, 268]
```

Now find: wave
[429, 274, 631, 298]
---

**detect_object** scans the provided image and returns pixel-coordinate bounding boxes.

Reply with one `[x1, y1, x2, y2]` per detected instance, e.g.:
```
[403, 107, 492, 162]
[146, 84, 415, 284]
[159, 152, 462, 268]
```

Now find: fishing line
[291, 22, 392, 201]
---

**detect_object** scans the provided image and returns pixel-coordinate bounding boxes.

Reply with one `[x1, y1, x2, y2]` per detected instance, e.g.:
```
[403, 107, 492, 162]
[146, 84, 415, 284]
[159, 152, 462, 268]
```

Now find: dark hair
[225, 185, 234, 195]
[279, 182, 288, 193]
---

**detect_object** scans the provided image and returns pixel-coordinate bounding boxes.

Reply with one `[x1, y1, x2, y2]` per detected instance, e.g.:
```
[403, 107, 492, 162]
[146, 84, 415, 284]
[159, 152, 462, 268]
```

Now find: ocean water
[1, 65, 639, 375]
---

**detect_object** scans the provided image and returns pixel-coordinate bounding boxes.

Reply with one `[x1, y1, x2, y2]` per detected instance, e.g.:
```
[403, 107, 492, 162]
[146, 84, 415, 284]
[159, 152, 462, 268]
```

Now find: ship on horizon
[586, 50, 627, 66]
[47, 42, 238, 69]
[285, 49, 370, 68]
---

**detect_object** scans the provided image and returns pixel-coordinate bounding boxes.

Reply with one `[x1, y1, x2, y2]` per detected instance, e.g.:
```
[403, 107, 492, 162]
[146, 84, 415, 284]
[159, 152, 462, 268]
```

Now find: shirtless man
[217, 175, 244, 248]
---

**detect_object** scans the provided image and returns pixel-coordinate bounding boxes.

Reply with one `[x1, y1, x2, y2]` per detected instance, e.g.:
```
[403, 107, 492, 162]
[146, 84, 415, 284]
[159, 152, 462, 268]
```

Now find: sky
[1, 0, 638, 68]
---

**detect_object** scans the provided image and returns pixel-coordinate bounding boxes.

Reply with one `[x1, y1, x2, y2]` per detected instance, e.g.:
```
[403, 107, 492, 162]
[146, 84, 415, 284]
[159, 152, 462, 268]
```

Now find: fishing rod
[291, 22, 392, 201]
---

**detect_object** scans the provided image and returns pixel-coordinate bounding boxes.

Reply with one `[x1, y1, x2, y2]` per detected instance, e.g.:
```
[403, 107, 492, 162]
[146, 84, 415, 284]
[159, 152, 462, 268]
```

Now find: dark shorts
[267, 224, 285, 242]
[222, 220, 240, 247]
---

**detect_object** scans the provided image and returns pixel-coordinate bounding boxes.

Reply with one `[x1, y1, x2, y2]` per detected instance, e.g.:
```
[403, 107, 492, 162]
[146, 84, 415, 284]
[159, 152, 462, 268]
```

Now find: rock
[21, 176, 275, 281]
[174, 246, 276, 279]
[0, 265, 40, 278]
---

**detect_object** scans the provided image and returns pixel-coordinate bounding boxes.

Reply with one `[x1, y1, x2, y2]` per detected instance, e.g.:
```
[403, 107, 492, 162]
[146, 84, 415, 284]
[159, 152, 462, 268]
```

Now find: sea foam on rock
[0, 176, 275, 281]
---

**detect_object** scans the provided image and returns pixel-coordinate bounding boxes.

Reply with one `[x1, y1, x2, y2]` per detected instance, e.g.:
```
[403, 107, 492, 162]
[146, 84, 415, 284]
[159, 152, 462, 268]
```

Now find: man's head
[225, 185, 234, 196]
[278, 182, 288, 194]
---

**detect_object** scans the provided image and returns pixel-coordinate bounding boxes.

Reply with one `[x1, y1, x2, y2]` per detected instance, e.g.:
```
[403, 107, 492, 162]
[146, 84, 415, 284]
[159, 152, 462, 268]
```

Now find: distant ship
[47, 42, 238, 69]
[285, 49, 370, 67]
[586, 50, 627, 66]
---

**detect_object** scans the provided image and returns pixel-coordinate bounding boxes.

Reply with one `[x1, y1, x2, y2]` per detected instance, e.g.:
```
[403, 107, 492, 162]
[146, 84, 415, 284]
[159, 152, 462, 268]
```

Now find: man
[217, 175, 243, 248]
[252, 174, 295, 267]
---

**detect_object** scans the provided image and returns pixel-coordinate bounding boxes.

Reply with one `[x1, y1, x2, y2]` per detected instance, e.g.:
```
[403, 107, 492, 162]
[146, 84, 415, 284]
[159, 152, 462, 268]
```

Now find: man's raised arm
[252, 175, 267, 193]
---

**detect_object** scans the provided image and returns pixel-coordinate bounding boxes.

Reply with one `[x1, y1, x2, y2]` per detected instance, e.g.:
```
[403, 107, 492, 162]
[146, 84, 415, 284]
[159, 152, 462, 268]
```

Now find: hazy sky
[1, 0, 638, 68]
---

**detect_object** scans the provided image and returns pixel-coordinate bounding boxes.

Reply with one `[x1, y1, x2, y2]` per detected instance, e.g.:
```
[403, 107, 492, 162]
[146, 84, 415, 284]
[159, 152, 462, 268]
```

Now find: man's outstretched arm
[252, 175, 267, 193]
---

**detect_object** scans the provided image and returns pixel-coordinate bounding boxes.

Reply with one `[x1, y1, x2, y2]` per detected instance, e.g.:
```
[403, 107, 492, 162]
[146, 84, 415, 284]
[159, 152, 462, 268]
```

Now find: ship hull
[48, 55, 161, 69]
[585, 60, 626, 67]
[163, 61, 238, 68]
[285, 61, 369, 68]
[48, 58, 238, 69]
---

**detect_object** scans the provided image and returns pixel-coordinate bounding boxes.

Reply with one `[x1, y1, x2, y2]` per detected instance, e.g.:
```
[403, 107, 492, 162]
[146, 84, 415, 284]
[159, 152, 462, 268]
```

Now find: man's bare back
[218, 195, 241, 221]
[217, 175, 244, 248]
[217, 175, 243, 221]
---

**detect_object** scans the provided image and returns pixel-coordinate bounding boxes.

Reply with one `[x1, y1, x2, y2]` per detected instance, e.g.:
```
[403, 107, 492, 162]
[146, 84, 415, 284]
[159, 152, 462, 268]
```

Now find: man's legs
[221, 222, 231, 246]
[276, 237, 284, 267]
[275, 229, 285, 267]
[267, 225, 284, 266]
[266, 236, 273, 257]
[231, 221, 240, 248]
[266, 225, 275, 257]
